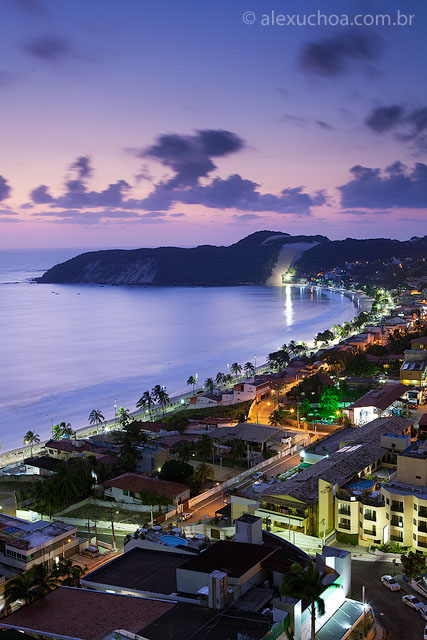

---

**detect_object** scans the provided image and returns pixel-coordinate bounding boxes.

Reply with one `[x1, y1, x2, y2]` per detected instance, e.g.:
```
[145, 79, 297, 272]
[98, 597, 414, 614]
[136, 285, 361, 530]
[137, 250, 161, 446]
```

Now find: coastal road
[352, 561, 424, 640]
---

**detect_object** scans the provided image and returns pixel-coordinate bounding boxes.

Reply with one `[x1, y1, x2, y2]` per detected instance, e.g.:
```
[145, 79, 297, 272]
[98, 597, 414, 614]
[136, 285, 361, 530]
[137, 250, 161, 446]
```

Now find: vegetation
[158, 459, 194, 485]
[114, 421, 147, 472]
[88, 409, 104, 426]
[196, 434, 214, 460]
[401, 551, 427, 580]
[160, 400, 252, 431]
[192, 462, 214, 492]
[280, 561, 330, 640]
[52, 422, 75, 440]
[23, 430, 40, 456]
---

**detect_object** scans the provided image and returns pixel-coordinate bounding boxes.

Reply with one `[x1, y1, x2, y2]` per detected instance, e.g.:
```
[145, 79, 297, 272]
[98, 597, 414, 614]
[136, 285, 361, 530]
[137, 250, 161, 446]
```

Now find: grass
[162, 400, 252, 429]
[63, 504, 151, 526]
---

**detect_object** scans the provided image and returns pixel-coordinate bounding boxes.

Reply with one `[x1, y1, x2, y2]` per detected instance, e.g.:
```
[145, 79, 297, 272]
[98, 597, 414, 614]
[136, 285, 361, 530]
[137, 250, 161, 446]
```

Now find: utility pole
[92, 517, 99, 549]
[110, 509, 116, 552]
[87, 519, 91, 545]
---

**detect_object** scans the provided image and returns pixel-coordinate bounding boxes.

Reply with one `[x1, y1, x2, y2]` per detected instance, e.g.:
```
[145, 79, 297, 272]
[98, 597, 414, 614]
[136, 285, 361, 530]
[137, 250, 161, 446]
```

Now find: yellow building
[400, 337, 427, 387]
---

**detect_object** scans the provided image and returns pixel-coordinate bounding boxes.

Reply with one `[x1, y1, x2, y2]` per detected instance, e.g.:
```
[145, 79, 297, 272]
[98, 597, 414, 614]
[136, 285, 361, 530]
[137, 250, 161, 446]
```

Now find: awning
[316, 599, 366, 640]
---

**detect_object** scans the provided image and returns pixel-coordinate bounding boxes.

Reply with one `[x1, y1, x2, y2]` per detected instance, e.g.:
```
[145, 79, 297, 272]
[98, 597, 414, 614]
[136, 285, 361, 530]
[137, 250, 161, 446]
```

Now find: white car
[180, 512, 193, 521]
[419, 605, 427, 621]
[380, 575, 400, 591]
[253, 472, 263, 480]
[402, 594, 424, 611]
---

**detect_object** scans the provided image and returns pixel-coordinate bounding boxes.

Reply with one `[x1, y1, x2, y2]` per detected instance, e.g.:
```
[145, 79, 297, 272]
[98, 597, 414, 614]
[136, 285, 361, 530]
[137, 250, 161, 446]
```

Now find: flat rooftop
[0, 587, 174, 640]
[179, 540, 276, 579]
[208, 423, 284, 444]
[0, 514, 75, 552]
[82, 547, 190, 595]
[305, 426, 357, 456]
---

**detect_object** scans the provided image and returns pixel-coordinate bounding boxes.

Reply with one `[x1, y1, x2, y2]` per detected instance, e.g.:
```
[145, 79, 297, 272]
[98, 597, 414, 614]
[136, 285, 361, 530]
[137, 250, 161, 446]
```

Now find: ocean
[0, 248, 357, 451]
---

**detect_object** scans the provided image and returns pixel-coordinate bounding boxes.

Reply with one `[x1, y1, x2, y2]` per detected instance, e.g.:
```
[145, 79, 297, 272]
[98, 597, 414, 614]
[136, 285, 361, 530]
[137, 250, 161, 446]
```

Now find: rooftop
[178, 540, 276, 579]
[349, 383, 408, 410]
[245, 417, 412, 505]
[104, 473, 189, 498]
[0, 587, 174, 640]
[208, 423, 283, 444]
[82, 547, 190, 595]
[24, 455, 61, 472]
[0, 514, 75, 552]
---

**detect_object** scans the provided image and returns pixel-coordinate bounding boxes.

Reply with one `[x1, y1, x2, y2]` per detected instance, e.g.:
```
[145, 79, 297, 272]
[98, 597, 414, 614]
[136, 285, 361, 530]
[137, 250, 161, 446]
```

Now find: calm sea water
[0, 248, 357, 451]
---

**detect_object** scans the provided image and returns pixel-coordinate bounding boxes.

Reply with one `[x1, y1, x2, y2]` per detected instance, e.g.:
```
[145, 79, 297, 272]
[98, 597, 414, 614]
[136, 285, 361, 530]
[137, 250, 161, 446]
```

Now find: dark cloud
[299, 32, 383, 77]
[177, 174, 325, 215]
[170, 212, 186, 217]
[24, 36, 72, 61]
[365, 104, 427, 151]
[30, 129, 326, 216]
[366, 105, 404, 132]
[339, 161, 427, 209]
[315, 120, 334, 130]
[70, 156, 92, 179]
[0, 209, 16, 215]
[339, 209, 390, 216]
[0, 176, 11, 201]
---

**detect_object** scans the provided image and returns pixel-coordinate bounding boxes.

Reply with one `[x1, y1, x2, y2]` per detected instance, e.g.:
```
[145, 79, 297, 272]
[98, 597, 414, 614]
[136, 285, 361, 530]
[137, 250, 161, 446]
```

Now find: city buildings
[401, 337, 427, 387]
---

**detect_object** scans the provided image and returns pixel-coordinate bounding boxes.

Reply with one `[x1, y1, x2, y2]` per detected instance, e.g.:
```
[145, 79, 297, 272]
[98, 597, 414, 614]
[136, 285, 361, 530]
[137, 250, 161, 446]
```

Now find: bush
[158, 459, 193, 485]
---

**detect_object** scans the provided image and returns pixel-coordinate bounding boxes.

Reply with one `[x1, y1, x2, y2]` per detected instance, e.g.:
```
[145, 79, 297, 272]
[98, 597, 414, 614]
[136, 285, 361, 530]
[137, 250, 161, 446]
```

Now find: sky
[0, 0, 427, 248]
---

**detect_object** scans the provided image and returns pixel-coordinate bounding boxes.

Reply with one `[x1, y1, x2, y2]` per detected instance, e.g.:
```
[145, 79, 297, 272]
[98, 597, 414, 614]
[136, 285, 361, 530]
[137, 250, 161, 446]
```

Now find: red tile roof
[104, 473, 189, 498]
[45, 439, 102, 454]
[0, 586, 174, 640]
[350, 383, 408, 411]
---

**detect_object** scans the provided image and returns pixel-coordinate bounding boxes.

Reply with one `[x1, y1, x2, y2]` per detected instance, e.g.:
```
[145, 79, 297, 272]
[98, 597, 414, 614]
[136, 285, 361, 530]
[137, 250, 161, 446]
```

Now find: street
[185, 452, 301, 524]
[352, 561, 425, 640]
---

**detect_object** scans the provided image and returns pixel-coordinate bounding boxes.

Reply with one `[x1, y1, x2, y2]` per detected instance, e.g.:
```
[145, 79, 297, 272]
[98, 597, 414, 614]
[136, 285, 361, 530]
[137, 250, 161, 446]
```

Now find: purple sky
[0, 0, 426, 248]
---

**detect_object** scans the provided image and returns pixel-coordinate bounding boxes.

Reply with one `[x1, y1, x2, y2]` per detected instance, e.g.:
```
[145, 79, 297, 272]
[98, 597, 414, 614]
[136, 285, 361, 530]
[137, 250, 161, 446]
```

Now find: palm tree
[30, 562, 57, 600]
[117, 407, 131, 427]
[192, 463, 214, 492]
[215, 372, 225, 385]
[136, 390, 154, 418]
[223, 373, 233, 385]
[187, 375, 197, 394]
[157, 387, 170, 416]
[269, 409, 284, 427]
[23, 431, 40, 456]
[231, 438, 246, 464]
[244, 362, 255, 376]
[88, 409, 104, 426]
[196, 434, 213, 460]
[204, 377, 215, 392]
[55, 558, 85, 586]
[5, 571, 35, 608]
[52, 421, 72, 440]
[280, 561, 328, 640]
[62, 425, 76, 439]
[230, 362, 242, 378]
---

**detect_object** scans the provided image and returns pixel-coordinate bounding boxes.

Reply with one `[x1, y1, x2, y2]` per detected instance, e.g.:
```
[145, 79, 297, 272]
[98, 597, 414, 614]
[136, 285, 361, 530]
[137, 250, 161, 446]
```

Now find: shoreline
[0, 284, 369, 467]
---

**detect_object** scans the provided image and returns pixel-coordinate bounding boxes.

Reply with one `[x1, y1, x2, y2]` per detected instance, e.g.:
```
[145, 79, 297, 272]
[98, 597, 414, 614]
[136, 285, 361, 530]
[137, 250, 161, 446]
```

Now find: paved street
[185, 452, 301, 524]
[352, 561, 425, 640]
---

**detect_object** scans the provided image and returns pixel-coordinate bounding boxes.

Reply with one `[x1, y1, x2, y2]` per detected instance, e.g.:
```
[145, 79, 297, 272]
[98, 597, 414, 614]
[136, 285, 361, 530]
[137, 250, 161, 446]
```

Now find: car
[380, 575, 400, 591]
[402, 594, 424, 611]
[180, 512, 193, 521]
[420, 606, 427, 621]
[424, 622, 427, 640]
[253, 472, 263, 480]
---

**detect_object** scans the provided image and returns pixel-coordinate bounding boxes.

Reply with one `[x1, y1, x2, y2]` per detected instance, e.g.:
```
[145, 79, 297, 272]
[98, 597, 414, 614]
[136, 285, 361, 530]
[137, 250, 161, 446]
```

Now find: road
[352, 561, 425, 640]
[185, 453, 301, 524]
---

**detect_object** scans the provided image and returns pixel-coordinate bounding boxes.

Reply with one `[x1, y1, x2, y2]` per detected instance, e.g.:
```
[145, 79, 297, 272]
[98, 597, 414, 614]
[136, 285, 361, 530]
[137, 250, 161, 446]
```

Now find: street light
[114, 399, 117, 423]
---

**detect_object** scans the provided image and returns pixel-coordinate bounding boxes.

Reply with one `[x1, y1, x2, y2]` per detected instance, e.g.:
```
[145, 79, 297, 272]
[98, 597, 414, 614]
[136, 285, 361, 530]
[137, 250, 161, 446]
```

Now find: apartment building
[233, 417, 412, 544]
[0, 514, 78, 575]
[400, 337, 427, 387]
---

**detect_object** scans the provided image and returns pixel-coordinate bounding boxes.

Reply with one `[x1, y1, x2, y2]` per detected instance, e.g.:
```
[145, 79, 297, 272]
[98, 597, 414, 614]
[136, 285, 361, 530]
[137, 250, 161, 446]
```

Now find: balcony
[391, 504, 404, 513]
[390, 535, 403, 542]
[418, 526, 427, 534]
[363, 529, 377, 537]
[364, 513, 376, 522]
[338, 508, 351, 515]
[419, 508, 427, 519]
[391, 518, 403, 527]
[338, 522, 351, 531]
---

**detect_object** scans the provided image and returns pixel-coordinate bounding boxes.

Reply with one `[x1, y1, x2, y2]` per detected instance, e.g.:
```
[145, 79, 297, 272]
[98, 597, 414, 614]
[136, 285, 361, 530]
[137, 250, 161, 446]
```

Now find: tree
[187, 375, 197, 394]
[117, 407, 131, 427]
[5, 571, 35, 608]
[204, 377, 215, 392]
[88, 409, 104, 426]
[54, 558, 85, 586]
[244, 362, 255, 376]
[300, 398, 313, 418]
[177, 440, 194, 462]
[231, 438, 246, 464]
[159, 460, 193, 485]
[215, 372, 225, 385]
[280, 562, 328, 640]
[62, 425, 76, 439]
[269, 409, 284, 426]
[192, 463, 214, 492]
[152, 386, 170, 416]
[268, 350, 290, 371]
[115, 421, 147, 472]
[401, 552, 426, 580]
[230, 362, 242, 378]
[23, 430, 40, 456]
[223, 373, 233, 385]
[196, 434, 214, 460]
[30, 562, 57, 600]
[52, 421, 72, 440]
[319, 385, 339, 419]
[136, 391, 154, 418]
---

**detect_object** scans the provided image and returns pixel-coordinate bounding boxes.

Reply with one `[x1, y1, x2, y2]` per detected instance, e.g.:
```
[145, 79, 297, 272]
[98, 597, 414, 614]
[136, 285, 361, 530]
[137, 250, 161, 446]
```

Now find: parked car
[380, 575, 400, 591]
[420, 606, 427, 621]
[253, 472, 263, 480]
[402, 594, 424, 611]
[180, 512, 193, 521]
[424, 622, 427, 640]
